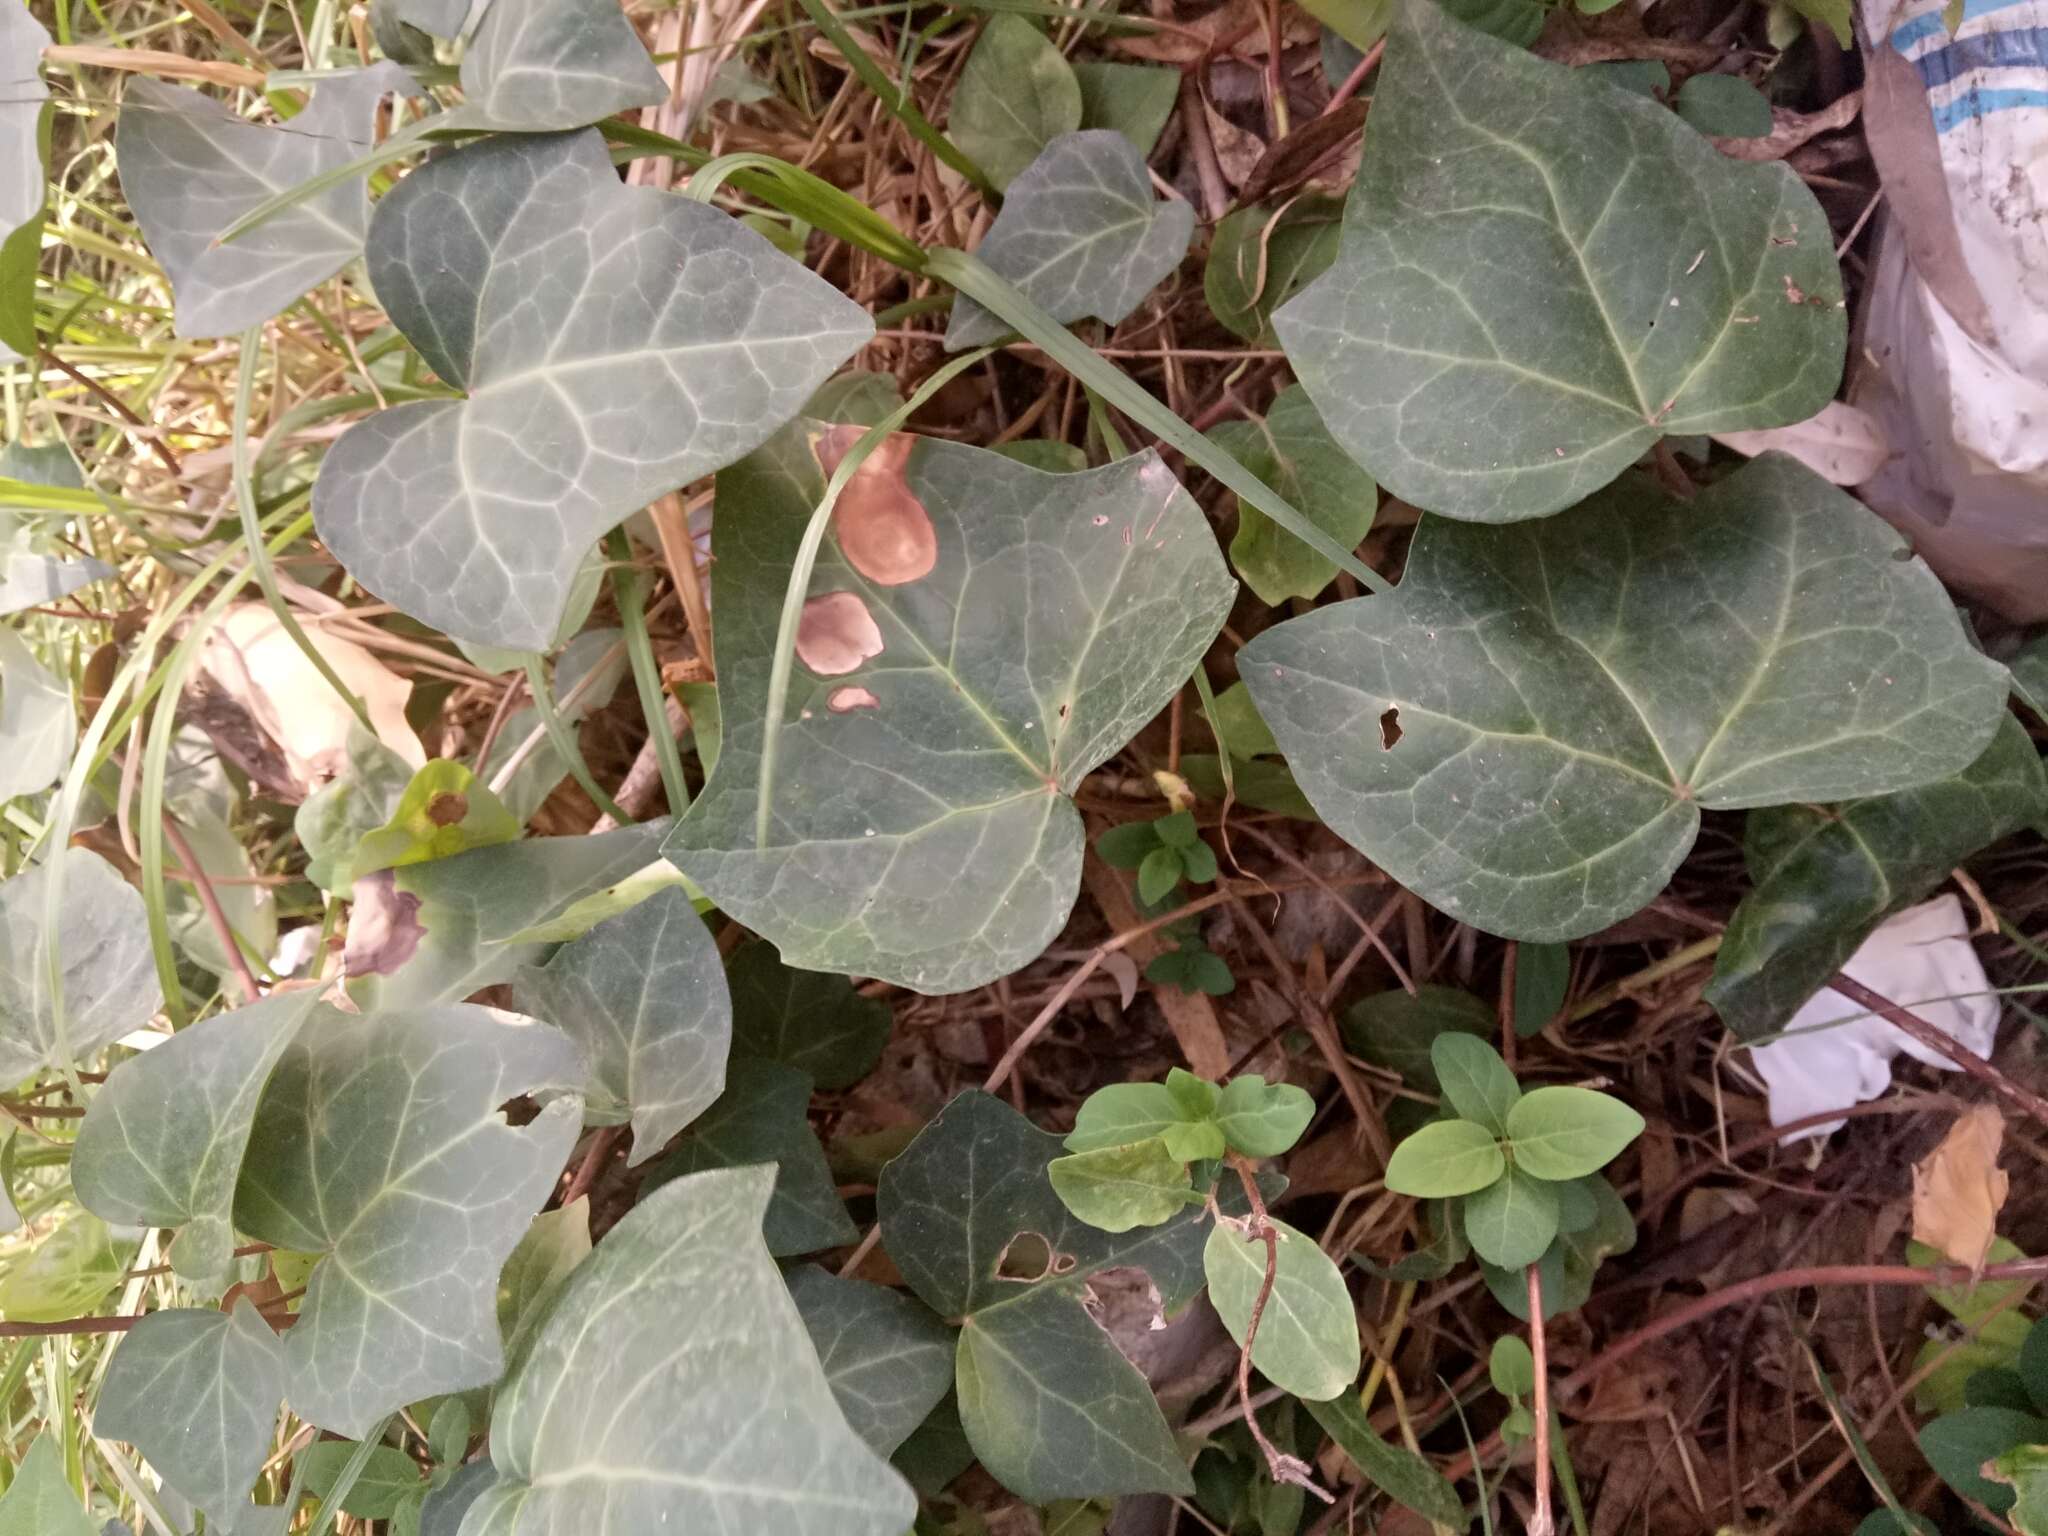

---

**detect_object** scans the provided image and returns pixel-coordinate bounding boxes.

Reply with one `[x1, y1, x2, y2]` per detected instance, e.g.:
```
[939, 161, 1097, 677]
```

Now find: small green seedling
[1097, 810, 1220, 906]
[1383, 1035, 1644, 1278]
[1914, 1307, 2048, 1526]
[1050, 1069, 1361, 1410]
[1489, 1335, 1537, 1445]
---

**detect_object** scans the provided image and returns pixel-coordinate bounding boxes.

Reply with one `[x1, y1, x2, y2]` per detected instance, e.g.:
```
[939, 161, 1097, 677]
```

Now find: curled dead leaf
[1912, 1104, 2008, 1272]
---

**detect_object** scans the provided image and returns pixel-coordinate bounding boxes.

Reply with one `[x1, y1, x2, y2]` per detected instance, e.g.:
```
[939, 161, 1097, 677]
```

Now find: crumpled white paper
[1747, 894, 1997, 1141]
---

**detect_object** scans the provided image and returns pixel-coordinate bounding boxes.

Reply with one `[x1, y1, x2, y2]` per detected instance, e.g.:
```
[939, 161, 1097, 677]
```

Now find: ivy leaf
[1245, 455, 2009, 941]
[949, 16, 1082, 190]
[1430, 1034, 1521, 1137]
[0, 442, 113, 615]
[497, 1196, 592, 1364]
[460, 0, 666, 130]
[461, 1166, 916, 1536]
[1306, 1394, 1465, 1529]
[317, 131, 872, 651]
[1920, 1408, 2048, 1512]
[1072, 61, 1180, 156]
[1210, 385, 1378, 606]
[117, 66, 417, 338]
[0, 1434, 97, 1536]
[1384, 1118, 1504, 1197]
[0, 849, 162, 1085]
[1504, 1087, 1644, 1180]
[1205, 196, 1343, 345]
[1341, 984, 1492, 1088]
[346, 760, 519, 882]
[232, 1005, 584, 1435]
[1204, 1218, 1361, 1400]
[727, 938, 892, 1089]
[74, 991, 319, 1293]
[786, 1266, 956, 1456]
[947, 131, 1196, 350]
[1049, 1138, 1194, 1232]
[295, 1442, 425, 1519]
[1212, 1074, 1315, 1158]
[1706, 714, 2047, 1039]
[1463, 1164, 1560, 1268]
[419, 1462, 492, 1536]
[1275, 0, 1845, 521]
[349, 821, 667, 1007]
[644, 1059, 855, 1255]
[668, 424, 1232, 994]
[0, 627, 73, 801]
[96, 1302, 285, 1521]
[512, 885, 731, 1163]
[0, 4, 51, 362]
[1673, 72, 1774, 139]
[295, 724, 417, 893]
[879, 1091, 1207, 1500]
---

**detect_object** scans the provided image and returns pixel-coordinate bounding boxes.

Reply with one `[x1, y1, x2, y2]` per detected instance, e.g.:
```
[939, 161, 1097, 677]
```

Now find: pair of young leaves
[1384, 1035, 1645, 1270]
[1048, 1070, 1363, 1403]
[1097, 811, 1220, 907]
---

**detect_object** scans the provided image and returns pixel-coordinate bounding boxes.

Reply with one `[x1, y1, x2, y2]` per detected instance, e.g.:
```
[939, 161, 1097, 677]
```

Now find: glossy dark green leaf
[2012, 634, 2048, 726]
[318, 130, 871, 650]
[1706, 714, 2046, 1039]
[1204, 1217, 1360, 1399]
[1276, 0, 1844, 520]
[233, 1006, 583, 1435]
[1431, 1034, 1520, 1136]
[513, 885, 730, 1163]
[1341, 984, 1492, 1088]
[1072, 61, 1180, 156]
[667, 424, 1232, 994]
[460, 0, 666, 129]
[726, 939, 891, 1089]
[0, 1434, 97, 1536]
[947, 131, 1196, 350]
[645, 1058, 855, 1255]
[1049, 1137, 1193, 1231]
[1246, 456, 2009, 941]
[1210, 385, 1378, 605]
[1674, 72, 1773, 138]
[786, 1266, 956, 1456]
[949, 16, 1081, 190]
[0, 849, 161, 1086]
[879, 1091, 1209, 1499]
[1306, 1394, 1465, 1528]
[1205, 196, 1343, 345]
[461, 1166, 916, 1536]
[118, 65, 416, 337]
[1513, 941, 1570, 1037]
[75, 991, 318, 1292]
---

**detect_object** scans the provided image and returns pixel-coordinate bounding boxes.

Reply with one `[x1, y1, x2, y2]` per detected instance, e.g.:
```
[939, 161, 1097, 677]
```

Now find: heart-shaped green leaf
[949, 16, 1081, 190]
[460, 0, 666, 129]
[1244, 455, 2009, 941]
[117, 65, 416, 338]
[0, 1435, 96, 1536]
[347, 760, 520, 882]
[316, 130, 872, 650]
[0, 627, 72, 801]
[1462, 1163, 1559, 1268]
[1384, 1118, 1504, 1197]
[880, 1091, 1208, 1500]
[667, 424, 1233, 994]
[96, 1301, 285, 1521]
[1504, 1086, 1644, 1180]
[786, 1266, 956, 1457]
[1211, 384, 1378, 606]
[947, 131, 1196, 350]
[1050, 1138, 1194, 1232]
[233, 1005, 583, 1435]
[74, 991, 319, 1292]
[1213, 1074, 1316, 1158]
[727, 938, 892, 1089]
[0, 849, 161, 1086]
[645, 1058, 856, 1256]
[1430, 1033, 1521, 1136]
[461, 1166, 916, 1536]
[513, 885, 731, 1164]
[1276, 0, 1844, 520]
[1706, 714, 2047, 1039]
[1204, 1217, 1361, 1400]
[1073, 61, 1179, 156]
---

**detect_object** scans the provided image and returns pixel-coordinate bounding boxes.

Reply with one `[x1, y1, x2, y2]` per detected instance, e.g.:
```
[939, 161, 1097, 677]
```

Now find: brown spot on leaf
[827, 685, 880, 713]
[815, 424, 937, 585]
[342, 869, 425, 979]
[796, 591, 884, 676]
[426, 791, 468, 827]
[1379, 706, 1403, 750]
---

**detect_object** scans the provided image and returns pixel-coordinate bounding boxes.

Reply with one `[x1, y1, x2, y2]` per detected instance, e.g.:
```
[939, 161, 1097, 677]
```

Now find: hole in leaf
[1379, 707, 1403, 750]
[993, 1231, 1057, 1282]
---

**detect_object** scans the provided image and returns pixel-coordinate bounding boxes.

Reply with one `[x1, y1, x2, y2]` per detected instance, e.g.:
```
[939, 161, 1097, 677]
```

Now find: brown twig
[163, 813, 263, 1005]
[1527, 1265, 1554, 1536]
[1229, 1154, 1333, 1503]
[1824, 972, 2048, 1130]
[40, 349, 183, 480]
